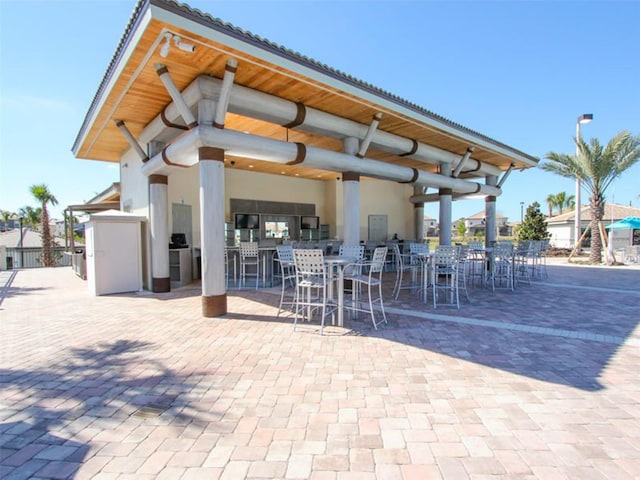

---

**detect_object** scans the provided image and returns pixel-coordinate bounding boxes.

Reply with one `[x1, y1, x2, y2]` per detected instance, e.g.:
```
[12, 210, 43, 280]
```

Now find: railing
[4, 247, 74, 269]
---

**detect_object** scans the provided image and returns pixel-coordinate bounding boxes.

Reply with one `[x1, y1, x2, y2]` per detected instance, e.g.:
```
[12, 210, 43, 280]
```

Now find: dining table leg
[336, 268, 344, 327]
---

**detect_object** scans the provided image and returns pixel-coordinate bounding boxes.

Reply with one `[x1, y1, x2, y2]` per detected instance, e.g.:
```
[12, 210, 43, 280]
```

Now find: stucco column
[149, 174, 170, 292]
[438, 187, 453, 246]
[342, 137, 360, 245]
[199, 147, 227, 317]
[485, 175, 498, 246]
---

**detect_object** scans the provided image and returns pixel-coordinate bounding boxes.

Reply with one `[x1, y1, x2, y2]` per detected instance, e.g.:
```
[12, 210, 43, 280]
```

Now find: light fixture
[173, 36, 196, 53]
[159, 32, 196, 58]
[578, 113, 593, 124]
[159, 33, 172, 58]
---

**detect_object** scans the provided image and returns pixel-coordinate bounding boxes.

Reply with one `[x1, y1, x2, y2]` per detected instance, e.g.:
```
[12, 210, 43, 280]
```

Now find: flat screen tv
[234, 213, 260, 230]
[300, 215, 319, 230]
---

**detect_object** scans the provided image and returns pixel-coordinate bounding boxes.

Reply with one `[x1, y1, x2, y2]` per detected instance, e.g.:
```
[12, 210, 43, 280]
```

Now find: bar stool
[239, 241, 260, 289]
[431, 245, 459, 309]
[275, 245, 296, 317]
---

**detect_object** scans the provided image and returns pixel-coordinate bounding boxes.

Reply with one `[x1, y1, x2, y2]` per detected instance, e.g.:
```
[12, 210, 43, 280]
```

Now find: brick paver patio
[1, 259, 639, 479]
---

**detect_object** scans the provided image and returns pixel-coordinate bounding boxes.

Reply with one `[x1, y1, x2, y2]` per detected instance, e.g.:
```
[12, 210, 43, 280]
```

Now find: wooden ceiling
[73, 0, 537, 183]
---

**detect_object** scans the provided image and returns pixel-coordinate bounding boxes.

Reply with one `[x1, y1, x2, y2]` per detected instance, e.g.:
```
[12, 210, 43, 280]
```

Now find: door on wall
[172, 203, 193, 247]
[368, 215, 388, 243]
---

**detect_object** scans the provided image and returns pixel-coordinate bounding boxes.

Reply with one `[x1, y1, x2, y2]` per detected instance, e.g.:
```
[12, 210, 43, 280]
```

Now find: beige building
[547, 203, 640, 249]
[72, 0, 537, 316]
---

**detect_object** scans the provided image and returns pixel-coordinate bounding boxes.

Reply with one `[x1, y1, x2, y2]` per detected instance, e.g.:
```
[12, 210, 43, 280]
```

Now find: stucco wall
[121, 159, 417, 285]
[548, 224, 572, 248]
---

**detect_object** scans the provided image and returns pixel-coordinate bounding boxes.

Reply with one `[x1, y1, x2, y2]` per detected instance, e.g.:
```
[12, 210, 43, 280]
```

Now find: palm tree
[545, 193, 557, 218]
[30, 184, 59, 267]
[542, 130, 640, 263]
[1, 210, 14, 231]
[555, 191, 575, 215]
[17, 206, 42, 228]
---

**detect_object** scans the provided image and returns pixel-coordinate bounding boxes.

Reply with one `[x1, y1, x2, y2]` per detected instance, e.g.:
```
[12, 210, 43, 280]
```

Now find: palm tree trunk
[40, 204, 53, 267]
[589, 193, 605, 263]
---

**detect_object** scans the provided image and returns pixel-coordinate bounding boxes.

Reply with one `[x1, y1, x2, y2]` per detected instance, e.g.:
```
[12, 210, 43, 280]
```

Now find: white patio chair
[224, 247, 237, 289]
[455, 244, 471, 301]
[513, 241, 532, 287]
[392, 243, 423, 299]
[274, 245, 296, 317]
[431, 245, 459, 308]
[488, 242, 514, 291]
[344, 246, 388, 330]
[239, 241, 260, 289]
[293, 249, 336, 335]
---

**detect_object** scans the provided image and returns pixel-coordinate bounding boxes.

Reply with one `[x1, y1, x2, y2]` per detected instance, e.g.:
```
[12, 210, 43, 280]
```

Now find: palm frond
[540, 152, 579, 178]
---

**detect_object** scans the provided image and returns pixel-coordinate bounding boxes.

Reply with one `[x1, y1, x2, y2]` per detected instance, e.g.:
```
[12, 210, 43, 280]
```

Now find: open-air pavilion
[72, 0, 538, 316]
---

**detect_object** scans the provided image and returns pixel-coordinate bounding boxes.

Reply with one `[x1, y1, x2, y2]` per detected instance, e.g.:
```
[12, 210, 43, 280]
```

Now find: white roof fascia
[73, 9, 154, 157]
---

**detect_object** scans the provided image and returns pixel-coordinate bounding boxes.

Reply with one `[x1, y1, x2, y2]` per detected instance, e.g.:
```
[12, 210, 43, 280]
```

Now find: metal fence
[4, 247, 73, 269]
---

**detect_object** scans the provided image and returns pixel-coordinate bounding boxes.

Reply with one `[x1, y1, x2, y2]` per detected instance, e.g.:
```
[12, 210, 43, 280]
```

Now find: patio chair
[239, 241, 261, 289]
[224, 247, 237, 289]
[392, 243, 422, 299]
[455, 244, 471, 301]
[274, 245, 296, 317]
[343, 246, 388, 330]
[431, 245, 459, 309]
[293, 249, 336, 335]
[488, 242, 514, 291]
[338, 244, 365, 261]
[513, 241, 532, 287]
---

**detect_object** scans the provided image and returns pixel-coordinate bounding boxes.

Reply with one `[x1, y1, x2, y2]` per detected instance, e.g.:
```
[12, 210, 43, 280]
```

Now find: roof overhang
[73, 0, 538, 183]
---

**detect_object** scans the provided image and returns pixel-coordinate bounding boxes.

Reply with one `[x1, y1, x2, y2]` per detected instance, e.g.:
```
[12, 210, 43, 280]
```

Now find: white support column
[485, 175, 498, 246]
[438, 188, 453, 246]
[414, 185, 425, 241]
[342, 137, 360, 245]
[199, 146, 227, 317]
[149, 174, 170, 292]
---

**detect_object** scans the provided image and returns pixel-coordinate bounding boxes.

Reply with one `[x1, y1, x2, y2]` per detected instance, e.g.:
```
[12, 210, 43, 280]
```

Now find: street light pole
[575, 113, 593, 252]
[19, 217, 24, 268]
[520, 202, 524, 223]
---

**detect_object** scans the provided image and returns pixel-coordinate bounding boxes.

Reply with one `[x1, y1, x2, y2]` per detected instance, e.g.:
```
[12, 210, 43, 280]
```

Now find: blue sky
[1, 0, 638, 224]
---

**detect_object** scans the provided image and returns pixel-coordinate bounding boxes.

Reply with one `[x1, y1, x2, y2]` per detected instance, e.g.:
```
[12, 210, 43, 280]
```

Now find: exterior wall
[167, 165, 200, 244]
[165, 168, 414, 244]
[119, 150, 151, 288]
[548, 220, 595, 249]
[358, 179, 414, 241]
[324, 179, 339, 239]
[120, 150, 148, 216]
[548, 224, 572, 248]
[167, 167, 327, 248]
[121, 155, 417, 288]
[225, 169, 327, 220]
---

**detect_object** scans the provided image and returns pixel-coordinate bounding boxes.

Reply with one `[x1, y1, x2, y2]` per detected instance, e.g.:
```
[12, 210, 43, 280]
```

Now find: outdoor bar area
[72, 0, 539, 320]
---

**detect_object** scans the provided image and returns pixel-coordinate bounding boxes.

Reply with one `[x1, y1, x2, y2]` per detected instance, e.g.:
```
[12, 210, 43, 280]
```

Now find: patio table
[324, 255, 356, 327]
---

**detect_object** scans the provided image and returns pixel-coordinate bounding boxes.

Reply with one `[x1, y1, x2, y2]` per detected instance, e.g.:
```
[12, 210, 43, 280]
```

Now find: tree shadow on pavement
[0, 339, 208, 478]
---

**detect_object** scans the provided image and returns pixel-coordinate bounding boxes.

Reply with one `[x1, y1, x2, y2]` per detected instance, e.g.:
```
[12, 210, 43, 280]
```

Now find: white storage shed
[84, 210, 146, 296]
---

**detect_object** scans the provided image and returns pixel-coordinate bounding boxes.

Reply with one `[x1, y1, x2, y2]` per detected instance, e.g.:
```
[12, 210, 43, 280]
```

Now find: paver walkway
[1, 260, 639, 479]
